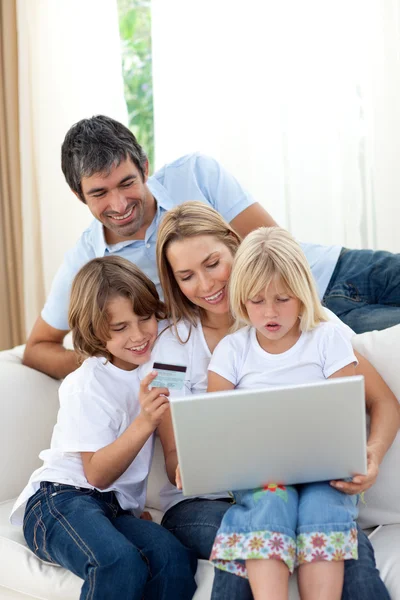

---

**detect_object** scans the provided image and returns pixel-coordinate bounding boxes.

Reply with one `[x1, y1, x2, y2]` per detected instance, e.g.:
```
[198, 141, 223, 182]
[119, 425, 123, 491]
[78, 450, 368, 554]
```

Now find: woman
[155, 201, 398, 600]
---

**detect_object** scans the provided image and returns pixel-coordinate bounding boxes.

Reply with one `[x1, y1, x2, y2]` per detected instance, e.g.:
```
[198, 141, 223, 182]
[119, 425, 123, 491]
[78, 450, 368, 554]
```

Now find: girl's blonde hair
[229, 227, 327, 331]
[156, 201, 241, 329]
[69, 255, 165, 362]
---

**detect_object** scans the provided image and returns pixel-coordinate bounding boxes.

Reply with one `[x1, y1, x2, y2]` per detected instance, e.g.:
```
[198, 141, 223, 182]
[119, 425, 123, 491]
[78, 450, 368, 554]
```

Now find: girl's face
[166, 235, 234, 316]
[105, 296, 158, 370]
[245, 276, 301, 353]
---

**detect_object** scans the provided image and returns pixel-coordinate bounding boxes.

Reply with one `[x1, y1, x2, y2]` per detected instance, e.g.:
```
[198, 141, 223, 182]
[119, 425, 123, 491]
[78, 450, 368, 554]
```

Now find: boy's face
[79, 158, 154, 245]
[105, 296, 158, 371]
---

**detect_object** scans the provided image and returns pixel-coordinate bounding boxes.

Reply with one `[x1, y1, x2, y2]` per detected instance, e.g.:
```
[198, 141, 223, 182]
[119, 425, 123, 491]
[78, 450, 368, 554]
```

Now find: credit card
[151, 362, 187, 391]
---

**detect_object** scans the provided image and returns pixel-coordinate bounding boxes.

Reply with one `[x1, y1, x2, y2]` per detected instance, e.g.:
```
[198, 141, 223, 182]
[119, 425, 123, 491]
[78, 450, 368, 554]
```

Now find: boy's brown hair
[68, 255, 166, 362]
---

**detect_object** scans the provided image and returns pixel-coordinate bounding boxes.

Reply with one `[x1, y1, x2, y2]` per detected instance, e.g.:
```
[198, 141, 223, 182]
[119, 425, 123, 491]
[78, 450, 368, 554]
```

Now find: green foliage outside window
[118, 0, 154, 171]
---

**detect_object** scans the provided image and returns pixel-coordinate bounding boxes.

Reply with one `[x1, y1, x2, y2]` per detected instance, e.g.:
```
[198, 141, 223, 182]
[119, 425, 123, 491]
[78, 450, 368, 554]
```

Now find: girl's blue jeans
[23, 482, 197, 600]
[162, 497, 390, 600]
[210, 482, 358, 577]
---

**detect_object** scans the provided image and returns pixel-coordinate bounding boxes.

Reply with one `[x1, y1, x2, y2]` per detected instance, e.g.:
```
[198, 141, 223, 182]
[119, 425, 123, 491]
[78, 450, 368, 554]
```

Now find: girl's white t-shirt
[10, 356, 154, 525]
[208, 320, 357, 389]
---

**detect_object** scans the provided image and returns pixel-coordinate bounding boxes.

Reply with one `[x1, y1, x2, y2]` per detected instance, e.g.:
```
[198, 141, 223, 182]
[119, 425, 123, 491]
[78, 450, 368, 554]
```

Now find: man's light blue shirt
[42, 152, 341, 331]
[300, 242, 341, 299]
[42, 153, 257, 330]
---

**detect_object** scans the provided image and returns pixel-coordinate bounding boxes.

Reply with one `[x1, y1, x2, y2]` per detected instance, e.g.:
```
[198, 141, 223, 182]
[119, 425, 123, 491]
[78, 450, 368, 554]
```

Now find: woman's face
[166, 235, 234, 315]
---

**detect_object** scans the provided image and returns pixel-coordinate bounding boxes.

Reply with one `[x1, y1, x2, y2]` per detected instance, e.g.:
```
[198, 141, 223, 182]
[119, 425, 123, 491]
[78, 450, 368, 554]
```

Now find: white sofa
[1, 325, 400, 599]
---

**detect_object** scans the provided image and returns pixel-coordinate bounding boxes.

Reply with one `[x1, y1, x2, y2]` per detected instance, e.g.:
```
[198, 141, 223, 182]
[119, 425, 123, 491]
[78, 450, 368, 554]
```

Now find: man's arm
[22, 316, 79, 380]
[230, 203, 278, 238]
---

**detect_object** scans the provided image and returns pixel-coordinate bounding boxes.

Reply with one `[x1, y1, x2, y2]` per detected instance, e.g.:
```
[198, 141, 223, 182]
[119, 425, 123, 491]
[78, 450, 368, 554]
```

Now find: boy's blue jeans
[23, 482, 197, 600]
[162, 497, 391, 600]
[323, 248, 400, 333]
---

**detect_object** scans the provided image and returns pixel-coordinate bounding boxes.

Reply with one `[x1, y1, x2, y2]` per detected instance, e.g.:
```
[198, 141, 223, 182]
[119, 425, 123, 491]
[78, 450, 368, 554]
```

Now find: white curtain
[152, 0, 400, 253]
[17, 0, 128, 335]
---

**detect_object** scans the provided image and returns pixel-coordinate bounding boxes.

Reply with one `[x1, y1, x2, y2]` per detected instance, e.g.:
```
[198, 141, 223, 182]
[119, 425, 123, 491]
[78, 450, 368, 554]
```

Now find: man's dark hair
[61, 115, 148, 203]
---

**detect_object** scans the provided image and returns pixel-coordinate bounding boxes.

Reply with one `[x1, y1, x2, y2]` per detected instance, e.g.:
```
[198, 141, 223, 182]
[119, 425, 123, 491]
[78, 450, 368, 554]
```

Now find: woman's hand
[139, 371, 170, 430]
[140, 511, 153, 521]
[175, 464, 182, 490]
[330, 444, 380, 495]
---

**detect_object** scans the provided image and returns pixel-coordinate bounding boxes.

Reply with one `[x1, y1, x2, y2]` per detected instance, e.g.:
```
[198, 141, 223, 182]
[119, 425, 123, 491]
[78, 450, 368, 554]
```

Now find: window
[118, 0, 154, 170]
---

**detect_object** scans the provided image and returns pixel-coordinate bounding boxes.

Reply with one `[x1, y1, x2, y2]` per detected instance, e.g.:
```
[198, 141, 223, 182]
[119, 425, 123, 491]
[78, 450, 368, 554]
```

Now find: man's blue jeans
[323, 248, 400, 333]
[23, 482, 197, 600]
[161, 498, 390, 600]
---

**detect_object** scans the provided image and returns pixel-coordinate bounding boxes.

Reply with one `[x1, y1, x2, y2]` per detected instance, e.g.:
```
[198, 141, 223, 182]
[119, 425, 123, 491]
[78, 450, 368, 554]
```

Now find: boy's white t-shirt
[149, 310, 355, 513]
[10, 356, 154, 525]
[208, 320, 357, 390]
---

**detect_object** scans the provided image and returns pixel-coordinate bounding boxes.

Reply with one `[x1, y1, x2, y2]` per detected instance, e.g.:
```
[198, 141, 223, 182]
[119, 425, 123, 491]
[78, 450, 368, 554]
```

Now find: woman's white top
[148, 318, 231, 512]
[10, 356, 154, 525]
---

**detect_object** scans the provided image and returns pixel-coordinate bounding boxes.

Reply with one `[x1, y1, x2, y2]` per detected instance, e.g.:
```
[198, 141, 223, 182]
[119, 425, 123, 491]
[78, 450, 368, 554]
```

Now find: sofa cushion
[352, 325, 400, 528]
[0, 362, 60, 503]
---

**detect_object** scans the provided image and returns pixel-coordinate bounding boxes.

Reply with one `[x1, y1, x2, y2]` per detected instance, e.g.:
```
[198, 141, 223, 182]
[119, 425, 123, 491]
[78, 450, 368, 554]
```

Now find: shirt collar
[92, 219, 108, 256]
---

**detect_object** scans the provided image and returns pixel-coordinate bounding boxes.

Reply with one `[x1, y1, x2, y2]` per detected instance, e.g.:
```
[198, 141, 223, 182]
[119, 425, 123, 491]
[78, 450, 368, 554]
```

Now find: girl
[10, 255, 196, 600]
[207, 226, 361, 600]
[154, 201, 397, 600]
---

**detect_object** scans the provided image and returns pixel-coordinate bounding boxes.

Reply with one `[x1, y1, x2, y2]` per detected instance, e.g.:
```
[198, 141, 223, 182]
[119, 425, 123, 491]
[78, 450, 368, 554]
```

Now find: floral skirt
[210, 482, 358, 578]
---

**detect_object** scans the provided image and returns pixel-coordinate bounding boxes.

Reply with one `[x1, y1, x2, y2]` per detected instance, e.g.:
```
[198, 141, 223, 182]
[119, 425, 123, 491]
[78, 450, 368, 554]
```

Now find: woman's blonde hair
[68, 255, 165, 362]
[156, 201, 241, 330]
[229, 227, 327, 331]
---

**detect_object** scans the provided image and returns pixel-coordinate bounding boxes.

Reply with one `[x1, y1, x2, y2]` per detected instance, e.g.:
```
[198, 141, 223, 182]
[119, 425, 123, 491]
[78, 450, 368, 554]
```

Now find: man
[22, 115, 392, 600]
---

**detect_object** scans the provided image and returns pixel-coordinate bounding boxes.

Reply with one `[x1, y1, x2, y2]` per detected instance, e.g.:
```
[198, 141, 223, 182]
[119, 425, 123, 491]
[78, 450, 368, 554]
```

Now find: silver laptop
[169, 376, 367, 496]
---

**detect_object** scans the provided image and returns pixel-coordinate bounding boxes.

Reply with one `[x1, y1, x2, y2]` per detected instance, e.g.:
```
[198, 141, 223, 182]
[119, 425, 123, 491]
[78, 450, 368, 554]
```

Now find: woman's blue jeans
[161, 498, 390, 600]
[323, 248, 400, 333]
[23, 482, 197, 600]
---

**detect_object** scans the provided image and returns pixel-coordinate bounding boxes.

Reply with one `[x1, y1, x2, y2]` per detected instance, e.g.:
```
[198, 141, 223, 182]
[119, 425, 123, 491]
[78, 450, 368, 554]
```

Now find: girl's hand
[139, 371, 170, 429]
[175, 464, 182, 490]
[330, 445, 380, 495]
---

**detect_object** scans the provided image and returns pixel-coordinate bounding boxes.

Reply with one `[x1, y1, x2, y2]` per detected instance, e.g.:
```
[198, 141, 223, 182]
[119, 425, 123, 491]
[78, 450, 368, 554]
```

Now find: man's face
[80, 158, 153, 243]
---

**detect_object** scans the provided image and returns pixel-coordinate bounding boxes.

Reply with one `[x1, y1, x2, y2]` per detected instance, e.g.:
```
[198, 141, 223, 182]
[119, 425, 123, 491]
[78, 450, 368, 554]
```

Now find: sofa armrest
[0, 356, 60, 502]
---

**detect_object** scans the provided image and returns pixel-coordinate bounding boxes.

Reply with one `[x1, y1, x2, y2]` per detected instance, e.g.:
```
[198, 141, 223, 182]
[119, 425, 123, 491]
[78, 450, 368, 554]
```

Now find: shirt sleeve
[41, 236, 95, 331]
[320, 323, 358, 379]
[208, 335, 239, 386]
[53, 383, 120, 453]
[194, 154, 256, 223]
[323, 307, 355, 340]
